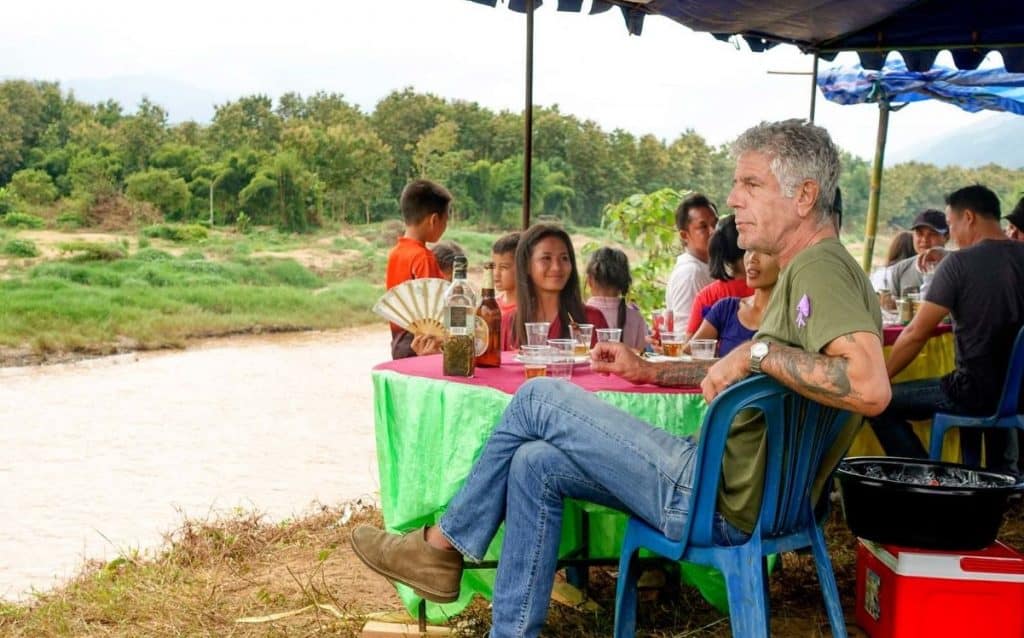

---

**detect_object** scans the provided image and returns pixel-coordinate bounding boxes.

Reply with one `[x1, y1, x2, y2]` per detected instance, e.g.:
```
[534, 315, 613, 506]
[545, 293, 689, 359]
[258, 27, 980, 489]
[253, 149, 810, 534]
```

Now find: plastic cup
[661, 331, 685, 358]
[525, 322, 550, 346]
[569, 323, 594, 356]
[520, 345, 550, 379]
[596, 328, 622, 343]
[690, 338, 718, 360]
[546, 338, 575, 380]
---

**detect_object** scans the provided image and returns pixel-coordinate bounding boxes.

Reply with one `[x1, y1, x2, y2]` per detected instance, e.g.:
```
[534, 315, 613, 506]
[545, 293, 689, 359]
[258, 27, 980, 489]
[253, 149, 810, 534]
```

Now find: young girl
[685, 214, 753, 338]
[585, 247, 648, 351]
[501, 224, 607, 350]
[687, 250, 780, 357]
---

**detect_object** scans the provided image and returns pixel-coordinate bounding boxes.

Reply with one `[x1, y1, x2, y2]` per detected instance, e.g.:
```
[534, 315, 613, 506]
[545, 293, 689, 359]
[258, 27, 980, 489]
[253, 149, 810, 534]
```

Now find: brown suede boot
[350, 525, 464, 603]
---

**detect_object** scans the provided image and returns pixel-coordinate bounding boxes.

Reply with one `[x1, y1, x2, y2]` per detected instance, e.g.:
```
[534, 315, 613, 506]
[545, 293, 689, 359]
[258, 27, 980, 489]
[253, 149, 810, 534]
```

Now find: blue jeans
[438, 378, 747, 638]
[869, 379, 1017, 472]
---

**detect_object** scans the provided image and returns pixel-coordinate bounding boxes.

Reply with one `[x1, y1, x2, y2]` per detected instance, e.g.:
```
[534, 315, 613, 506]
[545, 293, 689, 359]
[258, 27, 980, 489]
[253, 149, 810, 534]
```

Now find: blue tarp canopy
[817, 60, 1024, 116]
[467, 0, 1024, 71]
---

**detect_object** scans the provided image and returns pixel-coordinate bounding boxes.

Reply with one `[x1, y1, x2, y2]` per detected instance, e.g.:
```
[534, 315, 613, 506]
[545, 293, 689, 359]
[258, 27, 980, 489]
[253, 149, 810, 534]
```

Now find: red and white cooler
[855, 539, 1024, 638]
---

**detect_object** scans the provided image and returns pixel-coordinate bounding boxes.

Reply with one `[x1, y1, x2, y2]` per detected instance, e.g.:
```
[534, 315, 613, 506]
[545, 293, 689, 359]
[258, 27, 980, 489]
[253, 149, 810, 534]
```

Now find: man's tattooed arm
[652, 359, 715, 387]
[759, 333, 890, 416]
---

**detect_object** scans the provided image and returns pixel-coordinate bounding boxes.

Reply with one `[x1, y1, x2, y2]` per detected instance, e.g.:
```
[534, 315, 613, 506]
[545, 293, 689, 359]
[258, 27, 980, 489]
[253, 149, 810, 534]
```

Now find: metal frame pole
[522, 0, 534, 230]
[809, 54, 819, 122]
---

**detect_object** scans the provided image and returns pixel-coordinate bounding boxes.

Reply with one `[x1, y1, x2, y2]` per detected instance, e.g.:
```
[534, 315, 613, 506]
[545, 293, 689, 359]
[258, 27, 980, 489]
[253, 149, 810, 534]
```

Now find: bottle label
[448, 307, 470, 336]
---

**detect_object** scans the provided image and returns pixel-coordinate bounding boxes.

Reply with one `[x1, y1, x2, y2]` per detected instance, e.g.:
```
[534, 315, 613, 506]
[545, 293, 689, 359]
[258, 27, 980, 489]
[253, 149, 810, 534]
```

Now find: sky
[1, 0, 1016, 161]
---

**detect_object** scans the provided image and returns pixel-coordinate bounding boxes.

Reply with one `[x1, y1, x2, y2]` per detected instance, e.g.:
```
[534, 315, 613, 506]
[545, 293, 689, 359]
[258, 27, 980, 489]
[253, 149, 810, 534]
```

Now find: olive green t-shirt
[718, 238, 881, 533]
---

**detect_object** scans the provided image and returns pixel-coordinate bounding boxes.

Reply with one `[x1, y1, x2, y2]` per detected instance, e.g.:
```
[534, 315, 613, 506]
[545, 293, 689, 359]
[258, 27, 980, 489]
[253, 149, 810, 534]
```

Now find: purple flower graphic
[795, 294, 812, 328]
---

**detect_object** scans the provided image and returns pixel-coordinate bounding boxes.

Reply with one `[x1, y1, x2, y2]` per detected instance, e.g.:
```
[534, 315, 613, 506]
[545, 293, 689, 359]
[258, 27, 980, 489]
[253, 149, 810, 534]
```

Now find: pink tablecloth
[882, 322, 952, 346]
[373, 351, 701, 396]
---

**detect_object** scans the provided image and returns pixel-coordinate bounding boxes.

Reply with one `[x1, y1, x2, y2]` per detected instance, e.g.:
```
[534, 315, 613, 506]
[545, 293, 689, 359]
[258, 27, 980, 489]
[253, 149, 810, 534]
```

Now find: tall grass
[0, 251, 381, 354]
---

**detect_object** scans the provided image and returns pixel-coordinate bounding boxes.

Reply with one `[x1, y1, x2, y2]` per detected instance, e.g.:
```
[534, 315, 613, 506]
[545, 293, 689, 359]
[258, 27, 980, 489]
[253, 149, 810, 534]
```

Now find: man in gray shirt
[871, 185, 1024, 474]
[887, 209, 949, 298]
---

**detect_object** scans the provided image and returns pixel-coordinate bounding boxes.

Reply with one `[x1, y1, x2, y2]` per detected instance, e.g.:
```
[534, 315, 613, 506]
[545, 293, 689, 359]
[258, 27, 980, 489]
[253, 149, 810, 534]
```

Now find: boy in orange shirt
[491, 232, 520, 317]
[386, 179, 451, 359]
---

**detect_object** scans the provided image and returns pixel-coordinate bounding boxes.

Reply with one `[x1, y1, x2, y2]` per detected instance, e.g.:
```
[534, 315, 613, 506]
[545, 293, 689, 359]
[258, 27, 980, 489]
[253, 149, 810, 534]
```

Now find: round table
[372, 352, 720, 619]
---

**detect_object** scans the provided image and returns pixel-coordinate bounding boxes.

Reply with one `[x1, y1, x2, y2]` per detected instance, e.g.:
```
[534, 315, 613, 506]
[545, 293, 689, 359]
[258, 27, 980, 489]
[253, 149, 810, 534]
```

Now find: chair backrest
[995, 324, 1024, 418]
[682, 375, 851, 547]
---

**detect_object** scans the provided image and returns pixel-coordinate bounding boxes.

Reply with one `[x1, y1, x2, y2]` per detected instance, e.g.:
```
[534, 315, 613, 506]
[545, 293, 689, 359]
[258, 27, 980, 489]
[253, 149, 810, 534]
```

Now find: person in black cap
[1006, 197, 1024, 242]
[886, 208, 950, 298]
[872, 185, 1024, 474]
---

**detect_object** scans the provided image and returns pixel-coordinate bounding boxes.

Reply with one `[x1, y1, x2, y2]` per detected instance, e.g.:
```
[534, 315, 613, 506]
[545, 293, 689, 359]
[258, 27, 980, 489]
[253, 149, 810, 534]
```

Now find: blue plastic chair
[613, 375, 852, 638]
[928, 325, 1024, 467]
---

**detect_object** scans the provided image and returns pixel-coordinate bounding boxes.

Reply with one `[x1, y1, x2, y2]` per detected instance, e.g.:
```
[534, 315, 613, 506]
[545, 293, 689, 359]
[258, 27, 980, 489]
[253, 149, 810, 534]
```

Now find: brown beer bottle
[475, 262, 502, 368]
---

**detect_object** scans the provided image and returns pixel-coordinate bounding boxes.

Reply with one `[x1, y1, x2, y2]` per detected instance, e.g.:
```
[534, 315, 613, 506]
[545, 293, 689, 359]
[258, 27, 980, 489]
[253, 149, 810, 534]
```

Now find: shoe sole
[350, 530, 460, 604]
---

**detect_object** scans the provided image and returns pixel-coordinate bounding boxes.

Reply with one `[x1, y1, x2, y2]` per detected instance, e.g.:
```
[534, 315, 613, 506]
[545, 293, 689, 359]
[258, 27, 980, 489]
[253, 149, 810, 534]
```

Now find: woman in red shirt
[501, 224, 607, 350]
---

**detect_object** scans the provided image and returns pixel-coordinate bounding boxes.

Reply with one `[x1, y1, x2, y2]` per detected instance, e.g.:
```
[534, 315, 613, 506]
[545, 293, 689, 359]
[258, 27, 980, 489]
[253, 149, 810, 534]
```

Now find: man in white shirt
[665, 193, 717, 335]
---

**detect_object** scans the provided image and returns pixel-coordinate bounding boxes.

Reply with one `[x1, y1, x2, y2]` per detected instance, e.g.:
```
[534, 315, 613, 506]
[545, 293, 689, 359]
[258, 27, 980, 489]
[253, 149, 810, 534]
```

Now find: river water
[0, 326, 390, 601]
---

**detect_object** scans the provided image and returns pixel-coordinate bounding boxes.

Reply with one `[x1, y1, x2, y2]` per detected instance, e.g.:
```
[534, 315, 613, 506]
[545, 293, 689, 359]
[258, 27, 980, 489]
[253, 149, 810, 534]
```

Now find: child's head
[707, 214, 745, 281]
[400, 179, 451, 242]
[491, 232, 520, 295]
[585, 247, 632, 297]
[514, 224, 586, 342]
[431, 241, 465, 281]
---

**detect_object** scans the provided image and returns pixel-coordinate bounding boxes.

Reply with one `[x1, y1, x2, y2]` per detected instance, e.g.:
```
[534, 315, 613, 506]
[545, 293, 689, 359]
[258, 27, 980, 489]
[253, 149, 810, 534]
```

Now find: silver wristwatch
[749, 340, 770, 374]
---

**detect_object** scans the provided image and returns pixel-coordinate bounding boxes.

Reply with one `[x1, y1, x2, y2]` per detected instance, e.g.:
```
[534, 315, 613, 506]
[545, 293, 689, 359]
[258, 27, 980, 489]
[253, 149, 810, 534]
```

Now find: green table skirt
[372, 370, 728, 621]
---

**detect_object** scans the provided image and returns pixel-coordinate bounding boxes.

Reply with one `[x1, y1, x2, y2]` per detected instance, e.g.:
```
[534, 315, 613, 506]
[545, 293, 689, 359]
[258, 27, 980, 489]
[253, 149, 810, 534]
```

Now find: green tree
[371, 88, 448, 192]
[208, 95, 282, 153]
[125, 168, 191, 219]
[239, 152, 321, 232]
[116, 97, 168, 174]
[603, 188, 688, 316]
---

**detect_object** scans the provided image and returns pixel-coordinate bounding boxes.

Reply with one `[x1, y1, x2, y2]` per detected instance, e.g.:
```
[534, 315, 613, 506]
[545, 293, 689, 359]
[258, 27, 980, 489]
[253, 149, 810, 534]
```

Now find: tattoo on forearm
[767, 345, 862, 408]
[653, 360, 714, 387]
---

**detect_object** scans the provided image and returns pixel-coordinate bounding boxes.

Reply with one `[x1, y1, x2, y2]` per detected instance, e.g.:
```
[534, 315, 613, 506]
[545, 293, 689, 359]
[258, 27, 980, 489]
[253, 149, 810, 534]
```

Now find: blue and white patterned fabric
[817, 59, 1024, 115]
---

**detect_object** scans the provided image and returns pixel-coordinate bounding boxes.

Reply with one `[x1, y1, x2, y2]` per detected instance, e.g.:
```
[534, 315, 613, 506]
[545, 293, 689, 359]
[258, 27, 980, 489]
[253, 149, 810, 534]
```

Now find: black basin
[836, 457, 1023, 550]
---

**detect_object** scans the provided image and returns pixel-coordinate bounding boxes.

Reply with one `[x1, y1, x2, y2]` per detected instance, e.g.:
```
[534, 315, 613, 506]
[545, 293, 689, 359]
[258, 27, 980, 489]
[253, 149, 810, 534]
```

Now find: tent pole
[809, 54, 819, 122]
[521, 0, 535, 231]
[862, 101, 890, 272]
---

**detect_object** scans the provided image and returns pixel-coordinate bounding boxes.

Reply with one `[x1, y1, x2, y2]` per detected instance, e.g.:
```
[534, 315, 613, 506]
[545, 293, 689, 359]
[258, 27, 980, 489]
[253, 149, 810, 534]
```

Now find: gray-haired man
[351, 120, 890, 638]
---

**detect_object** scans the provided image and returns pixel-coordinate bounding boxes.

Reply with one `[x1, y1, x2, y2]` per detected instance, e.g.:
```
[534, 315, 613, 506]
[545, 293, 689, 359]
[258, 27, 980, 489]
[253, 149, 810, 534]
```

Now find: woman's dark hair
[513, 223, 586, 345]
[885, 231, 915, 266]
[586, 247, 632, 331]
[707, 214, 745, 281]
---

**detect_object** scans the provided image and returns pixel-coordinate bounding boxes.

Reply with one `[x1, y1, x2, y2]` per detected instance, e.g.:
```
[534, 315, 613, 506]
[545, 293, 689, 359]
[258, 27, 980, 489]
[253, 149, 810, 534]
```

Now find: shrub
[235, 211, 252, 235]
[2, 212, 46, 229]
[58, 241, 128, 261]
[125, 169, 191, 218]
[2, 239, 40, 257]
[56, 211, 87, 229]
[133, 248, 174, 262]
[141, 223, 209, 242]
[9, 168, 58, 205]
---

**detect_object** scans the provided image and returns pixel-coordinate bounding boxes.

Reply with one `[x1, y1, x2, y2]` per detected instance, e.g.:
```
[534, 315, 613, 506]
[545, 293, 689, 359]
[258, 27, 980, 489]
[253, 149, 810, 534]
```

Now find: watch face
[752, 342, 769, 358]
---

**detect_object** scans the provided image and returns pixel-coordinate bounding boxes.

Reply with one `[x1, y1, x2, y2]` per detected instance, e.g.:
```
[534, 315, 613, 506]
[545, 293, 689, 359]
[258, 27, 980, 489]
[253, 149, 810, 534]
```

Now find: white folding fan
[373, 278, 449, 338]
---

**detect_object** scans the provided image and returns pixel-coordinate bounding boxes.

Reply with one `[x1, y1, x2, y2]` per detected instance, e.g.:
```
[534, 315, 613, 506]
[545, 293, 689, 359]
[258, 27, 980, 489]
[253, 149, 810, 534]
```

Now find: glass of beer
[569, 323, 593, 356]
[520, 345, 550, 379]
[546, 338, 574, 380]
[661, 331, 685, 358]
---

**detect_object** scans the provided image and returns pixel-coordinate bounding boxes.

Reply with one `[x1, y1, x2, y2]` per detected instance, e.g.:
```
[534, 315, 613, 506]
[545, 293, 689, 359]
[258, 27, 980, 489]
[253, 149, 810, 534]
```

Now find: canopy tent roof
[817, 59, 1024, 115]
[467, 0, 1024, 71]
